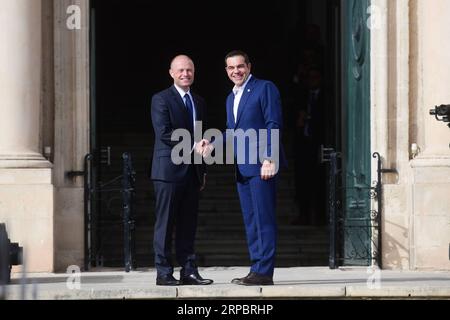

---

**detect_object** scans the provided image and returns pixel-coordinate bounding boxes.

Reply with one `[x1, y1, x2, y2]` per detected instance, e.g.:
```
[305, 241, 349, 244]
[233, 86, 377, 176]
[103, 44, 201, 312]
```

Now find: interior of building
[89, 0, 342, 268]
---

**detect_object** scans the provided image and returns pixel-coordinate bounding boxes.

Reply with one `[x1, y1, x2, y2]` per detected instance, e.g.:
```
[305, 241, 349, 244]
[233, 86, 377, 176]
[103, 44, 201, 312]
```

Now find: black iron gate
[80, 152, 137, 272]
[324, 149, 392, 268]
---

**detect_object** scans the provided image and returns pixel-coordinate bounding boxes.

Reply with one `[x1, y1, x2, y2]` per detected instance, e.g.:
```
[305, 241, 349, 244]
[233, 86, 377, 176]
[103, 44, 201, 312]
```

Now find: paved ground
[2, 266, 450, 300]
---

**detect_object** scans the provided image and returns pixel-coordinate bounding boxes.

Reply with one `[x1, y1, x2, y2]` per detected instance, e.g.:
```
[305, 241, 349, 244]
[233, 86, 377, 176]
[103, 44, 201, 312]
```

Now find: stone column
[0, 0, 54, 272]
[0, 0, 48, 166]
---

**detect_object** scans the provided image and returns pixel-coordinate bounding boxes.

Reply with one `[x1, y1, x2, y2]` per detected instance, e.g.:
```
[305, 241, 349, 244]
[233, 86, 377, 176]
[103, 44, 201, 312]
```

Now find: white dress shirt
[232, 74, 252, 122]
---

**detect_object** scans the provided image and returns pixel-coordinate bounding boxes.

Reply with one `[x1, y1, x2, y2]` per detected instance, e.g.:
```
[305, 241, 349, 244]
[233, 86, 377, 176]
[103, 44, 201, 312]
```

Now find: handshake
[195, 139, 214, 157]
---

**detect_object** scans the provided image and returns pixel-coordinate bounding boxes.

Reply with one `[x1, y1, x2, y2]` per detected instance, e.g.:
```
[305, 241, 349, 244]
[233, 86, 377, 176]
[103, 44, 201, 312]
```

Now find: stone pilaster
[0, 0, 54, 272]
[53, 0, 90, 271]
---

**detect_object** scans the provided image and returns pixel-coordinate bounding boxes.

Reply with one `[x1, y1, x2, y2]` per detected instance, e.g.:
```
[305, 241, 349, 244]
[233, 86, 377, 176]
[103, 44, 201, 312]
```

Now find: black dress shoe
[231, 272, 253, 284]
[239, 272, 273, 286]
[181, 271, 213, 285]
[156, 274, 181, 286]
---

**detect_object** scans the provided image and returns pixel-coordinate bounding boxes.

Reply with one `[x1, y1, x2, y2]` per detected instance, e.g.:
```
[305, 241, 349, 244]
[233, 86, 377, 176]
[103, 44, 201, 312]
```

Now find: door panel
[342, 0, 372, 266]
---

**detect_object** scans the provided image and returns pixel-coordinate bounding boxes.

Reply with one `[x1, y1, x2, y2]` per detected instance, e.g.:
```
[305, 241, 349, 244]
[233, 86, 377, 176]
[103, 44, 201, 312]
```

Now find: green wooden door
[342, 0, 372, 266]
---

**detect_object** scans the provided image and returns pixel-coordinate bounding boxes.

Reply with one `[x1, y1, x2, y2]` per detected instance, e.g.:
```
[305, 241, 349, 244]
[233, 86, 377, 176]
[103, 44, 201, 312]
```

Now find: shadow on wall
[382, 220, 409, 269]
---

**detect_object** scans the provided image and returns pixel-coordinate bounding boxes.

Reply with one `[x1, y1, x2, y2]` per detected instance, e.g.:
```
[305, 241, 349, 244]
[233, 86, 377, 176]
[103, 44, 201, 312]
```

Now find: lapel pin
[247, 89, 251, 92]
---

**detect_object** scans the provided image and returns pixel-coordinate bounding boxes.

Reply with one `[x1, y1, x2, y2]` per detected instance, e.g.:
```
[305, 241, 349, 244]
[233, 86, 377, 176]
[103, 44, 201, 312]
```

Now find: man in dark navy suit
[150, 55, 213, 286]
[201, 50, 286, 285]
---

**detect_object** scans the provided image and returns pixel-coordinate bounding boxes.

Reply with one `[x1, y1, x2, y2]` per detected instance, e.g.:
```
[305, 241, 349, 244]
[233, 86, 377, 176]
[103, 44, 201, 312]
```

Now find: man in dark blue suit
[202, 50, 286, 285]
[150, 55, 213, 286]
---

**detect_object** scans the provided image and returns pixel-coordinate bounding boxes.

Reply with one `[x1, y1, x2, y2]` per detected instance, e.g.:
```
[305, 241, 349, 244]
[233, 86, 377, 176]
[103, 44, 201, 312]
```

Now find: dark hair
[224, 50, 251, 66]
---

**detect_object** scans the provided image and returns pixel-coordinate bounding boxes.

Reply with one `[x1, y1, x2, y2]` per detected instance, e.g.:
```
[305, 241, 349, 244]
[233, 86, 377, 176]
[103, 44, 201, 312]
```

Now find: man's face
[225, 55, 251, 87]
[170, 56, 195, 91]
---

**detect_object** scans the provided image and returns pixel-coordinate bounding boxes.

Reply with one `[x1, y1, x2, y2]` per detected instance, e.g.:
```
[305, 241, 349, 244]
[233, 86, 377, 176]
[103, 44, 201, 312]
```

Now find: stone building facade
[0, 0, 449, 273]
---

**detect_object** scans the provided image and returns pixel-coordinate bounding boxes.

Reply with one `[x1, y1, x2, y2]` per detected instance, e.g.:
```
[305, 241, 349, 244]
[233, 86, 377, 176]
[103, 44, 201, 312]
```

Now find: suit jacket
[150, 85, 206, 183]
[225, 76, 287, 177]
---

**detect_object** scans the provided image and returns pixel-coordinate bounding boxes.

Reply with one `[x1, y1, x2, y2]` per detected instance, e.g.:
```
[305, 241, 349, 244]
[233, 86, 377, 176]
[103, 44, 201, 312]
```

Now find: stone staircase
[94, 128, 329, 268]
[194, 163, 329, 267]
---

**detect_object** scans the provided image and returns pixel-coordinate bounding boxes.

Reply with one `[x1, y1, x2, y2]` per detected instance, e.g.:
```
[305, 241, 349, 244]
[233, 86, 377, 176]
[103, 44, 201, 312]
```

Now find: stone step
[97, 239, 329, 253]
[97, 231, 328, 246]
[96, 233, 329, 245]
[98, 205, 299, 219]
[99, 231, 329, 245]
[99, 243, 327, 257]
[198, 254, 329, 267]
[98, 239, 330, 252]
[94, 253, 329, 268]
[117, 169, 297, 177]
[95, 223, 329, 234]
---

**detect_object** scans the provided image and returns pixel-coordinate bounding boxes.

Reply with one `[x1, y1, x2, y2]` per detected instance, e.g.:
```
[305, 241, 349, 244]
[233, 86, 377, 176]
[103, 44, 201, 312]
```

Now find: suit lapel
[234, 77, 256, 128]
[192, 94, 201, 121]
[226, 94, 235, 128]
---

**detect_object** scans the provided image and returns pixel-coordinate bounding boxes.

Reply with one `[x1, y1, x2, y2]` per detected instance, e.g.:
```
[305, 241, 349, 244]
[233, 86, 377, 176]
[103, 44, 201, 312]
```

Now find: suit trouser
[236, 169, 277, 277]
[153, 167, 199, 277]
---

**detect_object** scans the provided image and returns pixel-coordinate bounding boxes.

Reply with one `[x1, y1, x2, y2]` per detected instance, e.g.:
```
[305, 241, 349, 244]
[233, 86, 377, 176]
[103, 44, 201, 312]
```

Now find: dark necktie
[184, 93, 194, 131]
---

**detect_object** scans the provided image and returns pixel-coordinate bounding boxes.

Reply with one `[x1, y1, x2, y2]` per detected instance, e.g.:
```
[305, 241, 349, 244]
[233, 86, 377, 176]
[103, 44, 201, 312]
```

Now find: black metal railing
[121, 153, 136, 272]
[324, 149, 391, 268]
[77, 152, 136, 272]
[83, 153, 93, 271]
[327, 152, 340, 269]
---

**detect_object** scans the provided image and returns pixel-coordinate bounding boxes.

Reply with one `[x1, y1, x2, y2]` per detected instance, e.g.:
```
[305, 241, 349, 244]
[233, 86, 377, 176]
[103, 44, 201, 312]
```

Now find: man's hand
[202, 143, 214, 158]
[261, 160, 276, 180]
[195, 139, 214, 158]
[195, 139, 209, 155]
